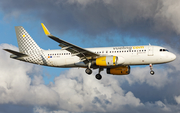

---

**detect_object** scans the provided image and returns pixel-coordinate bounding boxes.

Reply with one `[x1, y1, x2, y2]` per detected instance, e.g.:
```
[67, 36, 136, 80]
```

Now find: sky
[0, 0, 180, 113]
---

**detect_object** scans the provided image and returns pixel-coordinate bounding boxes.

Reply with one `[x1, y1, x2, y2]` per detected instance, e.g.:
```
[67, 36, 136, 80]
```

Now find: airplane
[3, 23, 176, 80]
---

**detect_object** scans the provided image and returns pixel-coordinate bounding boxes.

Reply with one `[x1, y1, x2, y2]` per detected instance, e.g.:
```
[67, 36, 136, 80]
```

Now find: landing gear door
[148, 46, 154, 56]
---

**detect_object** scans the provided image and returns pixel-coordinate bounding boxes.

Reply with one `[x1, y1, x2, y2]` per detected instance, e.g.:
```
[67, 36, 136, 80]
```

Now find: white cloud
[121, 66, 172, 88]
[33, 107, 70, 113]
[155, 101, 171, 112]
[175, 95, 180, 104]
[1, 43, 180, 113]
[0, 44, 143, 112]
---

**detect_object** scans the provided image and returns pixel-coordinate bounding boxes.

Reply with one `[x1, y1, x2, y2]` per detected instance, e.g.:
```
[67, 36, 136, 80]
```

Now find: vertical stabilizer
[15, 26, 41, 54]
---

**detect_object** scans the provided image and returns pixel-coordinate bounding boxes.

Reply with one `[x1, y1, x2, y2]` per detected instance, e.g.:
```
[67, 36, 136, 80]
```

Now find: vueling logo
[133, 46, 144, 49]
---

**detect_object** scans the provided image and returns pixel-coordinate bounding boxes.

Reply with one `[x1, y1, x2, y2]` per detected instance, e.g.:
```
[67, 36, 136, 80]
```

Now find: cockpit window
[165, 49, 169, 52]
[160, 49, 169, 52]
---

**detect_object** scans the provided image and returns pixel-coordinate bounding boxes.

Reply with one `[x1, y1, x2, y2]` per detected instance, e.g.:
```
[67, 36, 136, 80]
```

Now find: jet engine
[107, 66, 130, 75]
[96, 56, 124, 66]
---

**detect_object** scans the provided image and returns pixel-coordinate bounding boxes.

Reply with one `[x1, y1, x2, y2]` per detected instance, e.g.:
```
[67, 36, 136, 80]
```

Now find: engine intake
[107, 66, 130, 75]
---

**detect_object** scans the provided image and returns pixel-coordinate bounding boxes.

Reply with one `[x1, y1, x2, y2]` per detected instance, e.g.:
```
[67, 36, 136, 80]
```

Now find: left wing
[41, 23, 100, 60]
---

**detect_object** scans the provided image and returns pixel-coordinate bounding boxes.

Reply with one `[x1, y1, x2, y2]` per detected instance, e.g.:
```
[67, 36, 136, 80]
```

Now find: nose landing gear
[149, 64, 155, 75]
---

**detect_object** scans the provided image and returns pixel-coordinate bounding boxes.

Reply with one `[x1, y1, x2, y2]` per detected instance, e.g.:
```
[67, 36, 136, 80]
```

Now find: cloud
[0, 44, 144, 113]
[175, 95, 180, 104]
[33, 107, 70, 113]
[1, 43, 180, 113]
[1, 0, 180, 46]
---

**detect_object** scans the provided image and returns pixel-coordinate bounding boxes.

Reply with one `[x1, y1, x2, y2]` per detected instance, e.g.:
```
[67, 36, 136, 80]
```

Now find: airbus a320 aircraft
[4, 23, 176, 80]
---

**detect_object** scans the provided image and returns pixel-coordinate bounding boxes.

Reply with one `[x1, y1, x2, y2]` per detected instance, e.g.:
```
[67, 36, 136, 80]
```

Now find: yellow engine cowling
[107, 66, 130, 75]
[96, 56, 117, 66]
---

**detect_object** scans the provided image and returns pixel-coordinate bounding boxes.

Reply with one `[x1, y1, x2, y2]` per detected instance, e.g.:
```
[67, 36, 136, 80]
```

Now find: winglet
[41, 23, 51, 36]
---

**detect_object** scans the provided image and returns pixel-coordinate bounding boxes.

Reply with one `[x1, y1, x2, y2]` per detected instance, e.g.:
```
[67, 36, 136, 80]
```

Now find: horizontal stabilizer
[3, 49, 28, 57]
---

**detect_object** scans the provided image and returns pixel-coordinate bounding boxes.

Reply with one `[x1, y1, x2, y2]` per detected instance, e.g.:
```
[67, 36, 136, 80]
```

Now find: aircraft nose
[170, 53, 176, 61]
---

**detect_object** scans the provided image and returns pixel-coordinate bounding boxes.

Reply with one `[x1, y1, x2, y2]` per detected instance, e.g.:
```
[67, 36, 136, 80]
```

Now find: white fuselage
[42, 45, 176, 68]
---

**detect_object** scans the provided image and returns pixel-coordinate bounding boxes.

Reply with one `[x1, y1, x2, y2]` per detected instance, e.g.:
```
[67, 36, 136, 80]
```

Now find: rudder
[15, 26, 41, 54]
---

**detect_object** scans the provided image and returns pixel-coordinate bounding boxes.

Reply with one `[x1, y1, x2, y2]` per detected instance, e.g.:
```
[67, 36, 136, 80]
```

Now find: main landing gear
[85, 62, 92, 75]
[85, 67, 103, 80]
[95, 68, 103, 80]
[85, 68, 92, 75]
[149, 64, 155, 75]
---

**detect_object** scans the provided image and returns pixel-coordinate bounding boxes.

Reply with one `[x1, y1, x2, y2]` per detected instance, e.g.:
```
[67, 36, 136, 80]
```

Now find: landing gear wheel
[85, 68, 92, 75]
[95, 74, 102, 80]
[149, 64, 155, 75]
[150, 71, 155, 75]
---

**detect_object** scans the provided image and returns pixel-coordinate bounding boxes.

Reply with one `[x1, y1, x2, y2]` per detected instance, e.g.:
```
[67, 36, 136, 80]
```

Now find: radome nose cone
[171, 53, 176, 61]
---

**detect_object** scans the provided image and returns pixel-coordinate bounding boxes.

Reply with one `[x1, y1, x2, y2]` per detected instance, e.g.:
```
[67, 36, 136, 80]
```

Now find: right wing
[41, 23, 100, 60]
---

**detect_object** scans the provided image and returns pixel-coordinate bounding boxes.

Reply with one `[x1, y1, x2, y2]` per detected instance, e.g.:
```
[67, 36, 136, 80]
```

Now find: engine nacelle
[96, 56, 117, 66]
[107, 66, 130, 75]
[96, 56, 125, 66]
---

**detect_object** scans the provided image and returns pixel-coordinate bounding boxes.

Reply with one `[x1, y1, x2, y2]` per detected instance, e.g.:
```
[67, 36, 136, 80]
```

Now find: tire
[85, 68, 92, 75]
[150, 71, 155, 75]
[95, 74, 102, 80]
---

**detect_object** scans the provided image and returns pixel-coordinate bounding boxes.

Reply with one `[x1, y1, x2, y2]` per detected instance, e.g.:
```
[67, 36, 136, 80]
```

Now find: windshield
[160, 49, 169, 52]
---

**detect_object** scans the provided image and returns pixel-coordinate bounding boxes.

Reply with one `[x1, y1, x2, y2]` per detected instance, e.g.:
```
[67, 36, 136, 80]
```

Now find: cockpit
[160, 49, 169, 52]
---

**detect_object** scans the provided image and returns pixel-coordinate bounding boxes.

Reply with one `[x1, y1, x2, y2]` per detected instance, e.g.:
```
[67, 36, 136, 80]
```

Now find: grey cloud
[1, 0, 180, 48]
